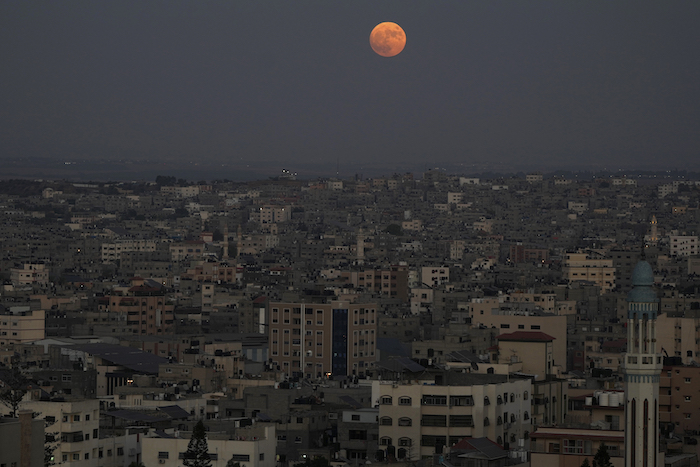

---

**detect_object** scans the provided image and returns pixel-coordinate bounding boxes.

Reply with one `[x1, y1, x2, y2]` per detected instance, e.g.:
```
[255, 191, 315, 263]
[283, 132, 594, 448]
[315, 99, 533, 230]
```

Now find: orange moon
[369, 22, 406, 57]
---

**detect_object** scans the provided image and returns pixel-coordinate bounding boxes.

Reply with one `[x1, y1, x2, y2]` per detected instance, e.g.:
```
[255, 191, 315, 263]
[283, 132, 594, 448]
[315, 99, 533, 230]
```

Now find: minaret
[623, 258, 662, 467]
[649, 215, 658, 246]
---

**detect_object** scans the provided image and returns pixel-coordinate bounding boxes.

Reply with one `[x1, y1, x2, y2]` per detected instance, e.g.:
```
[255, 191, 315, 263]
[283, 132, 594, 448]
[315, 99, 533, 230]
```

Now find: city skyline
[2, 1, 700, 181]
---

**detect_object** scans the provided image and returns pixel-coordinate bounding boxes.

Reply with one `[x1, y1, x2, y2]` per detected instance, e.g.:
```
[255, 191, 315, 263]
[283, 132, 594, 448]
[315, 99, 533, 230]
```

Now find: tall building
[623, 259, 662, 467]
[268, 300, 377, 379]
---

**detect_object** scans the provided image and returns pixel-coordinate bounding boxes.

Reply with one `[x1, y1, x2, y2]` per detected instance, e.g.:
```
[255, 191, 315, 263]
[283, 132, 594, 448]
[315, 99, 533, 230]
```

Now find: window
[421, 415, 446, 427]
[73, 415, 80, 422]
[158, 452, 169, 459]
[685, 396, 692, 402]
[484, 417, 490, 426]
[259, 454, 265, 461]
[351, 414, 360, 421]
[524, 391, 529, 400]
[73, 454, 79, 461]
[422, 395, 447, 406]
[420, 435, 446, 447]
[349, 430, 367, 440]
[450, 395, 474, 406]
[380, 396, 392, 405]
[380, 437, 392, 446]
[398, 437, 412, 447]
[564, 439, 583, 454]
[117, 448, 124, 456]
[398, 396, 412, 406]
[398, 417, 412, 426]
[449, 415, 474, 427]
[380, 417, 392, 426]
[484, 396, 491, 405]
[524, 411, 529, 420]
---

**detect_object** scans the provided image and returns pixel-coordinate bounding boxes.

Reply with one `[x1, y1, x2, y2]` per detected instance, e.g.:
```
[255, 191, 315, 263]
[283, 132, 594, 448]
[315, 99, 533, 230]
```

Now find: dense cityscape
[0, 170, 699, 467]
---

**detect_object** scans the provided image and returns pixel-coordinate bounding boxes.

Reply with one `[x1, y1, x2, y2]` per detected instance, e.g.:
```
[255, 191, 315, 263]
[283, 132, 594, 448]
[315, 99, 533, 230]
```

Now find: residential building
[0, 308, 45, 345]
[268, 301, 378, 378]
[142, 425, 276, 467]
[669, 235, 698, 257]
[10, 262, 50, 286]
[530, 427, 624, 467]
[374, 372, 532, 460]
[562, 252, 616, 292]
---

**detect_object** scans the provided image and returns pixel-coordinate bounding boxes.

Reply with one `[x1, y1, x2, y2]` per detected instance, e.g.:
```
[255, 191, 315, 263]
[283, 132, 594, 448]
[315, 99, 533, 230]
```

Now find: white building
[12, 398, 101, 467]
[142, 425, 276, 467]
[373, 374, 532, 460]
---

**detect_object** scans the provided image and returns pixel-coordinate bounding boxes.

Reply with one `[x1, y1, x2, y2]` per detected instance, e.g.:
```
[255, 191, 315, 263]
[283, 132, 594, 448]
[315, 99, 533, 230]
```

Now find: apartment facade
[562, 252, 616, 292]
[375, 375, 532, 460]
[0, 308, 45, 345]
[268, 301, 377, 378]
[100, 239, 158, 263]
[10, 262, 50, 286]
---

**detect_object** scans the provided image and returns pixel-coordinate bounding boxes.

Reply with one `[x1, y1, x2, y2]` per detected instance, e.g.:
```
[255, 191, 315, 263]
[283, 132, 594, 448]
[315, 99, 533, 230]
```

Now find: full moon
[369, 22, 406, 57]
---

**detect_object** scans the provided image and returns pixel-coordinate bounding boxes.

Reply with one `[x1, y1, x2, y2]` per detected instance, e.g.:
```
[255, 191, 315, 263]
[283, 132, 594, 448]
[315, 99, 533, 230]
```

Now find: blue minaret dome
[626, 260, 658, 319]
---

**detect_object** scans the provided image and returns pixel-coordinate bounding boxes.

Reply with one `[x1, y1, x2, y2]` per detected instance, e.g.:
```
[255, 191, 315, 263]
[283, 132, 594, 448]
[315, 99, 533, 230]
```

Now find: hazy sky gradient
[2, 1, 700, 178]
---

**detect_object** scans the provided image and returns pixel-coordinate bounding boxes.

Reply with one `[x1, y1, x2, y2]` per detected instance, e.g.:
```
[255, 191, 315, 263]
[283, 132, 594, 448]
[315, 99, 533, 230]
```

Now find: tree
[580, 458, 591, 467]
[183, 421, 211, 467]
[0, 361, 29, 417]
[225, 459, 241, 467]
[592, 444, 613, 467]
[385, 224, 403, 236]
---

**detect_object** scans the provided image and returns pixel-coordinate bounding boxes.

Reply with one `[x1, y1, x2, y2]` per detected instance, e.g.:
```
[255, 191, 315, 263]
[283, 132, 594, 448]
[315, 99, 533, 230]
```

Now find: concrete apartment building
[493, 331, 555, 379]
[421, 266, 450, 287]
[562, 252, 616, 293]
[10, 262, 50, 286]
[374, 373, 532, 460]
[269, 300, 377, 378]
[530, 427, 624, 467]
[142, 424, 276, 467]
[0, 307, 45, 345]
[254, 204, 292, 224]
[470, 311, 567, 372]
[659, 363, 700, 433]
[100, 239, 158, 263]
[669, 235, 699, 257]
[337, 408, 379, 462]
[10, 398, 101, 467]
[99, 278, 175, 335]
[341, 266, 410, 302]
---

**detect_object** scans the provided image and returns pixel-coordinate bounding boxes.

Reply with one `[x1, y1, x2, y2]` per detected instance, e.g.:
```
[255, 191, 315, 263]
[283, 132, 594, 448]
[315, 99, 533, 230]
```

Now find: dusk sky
[2, 1, 700, 179]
